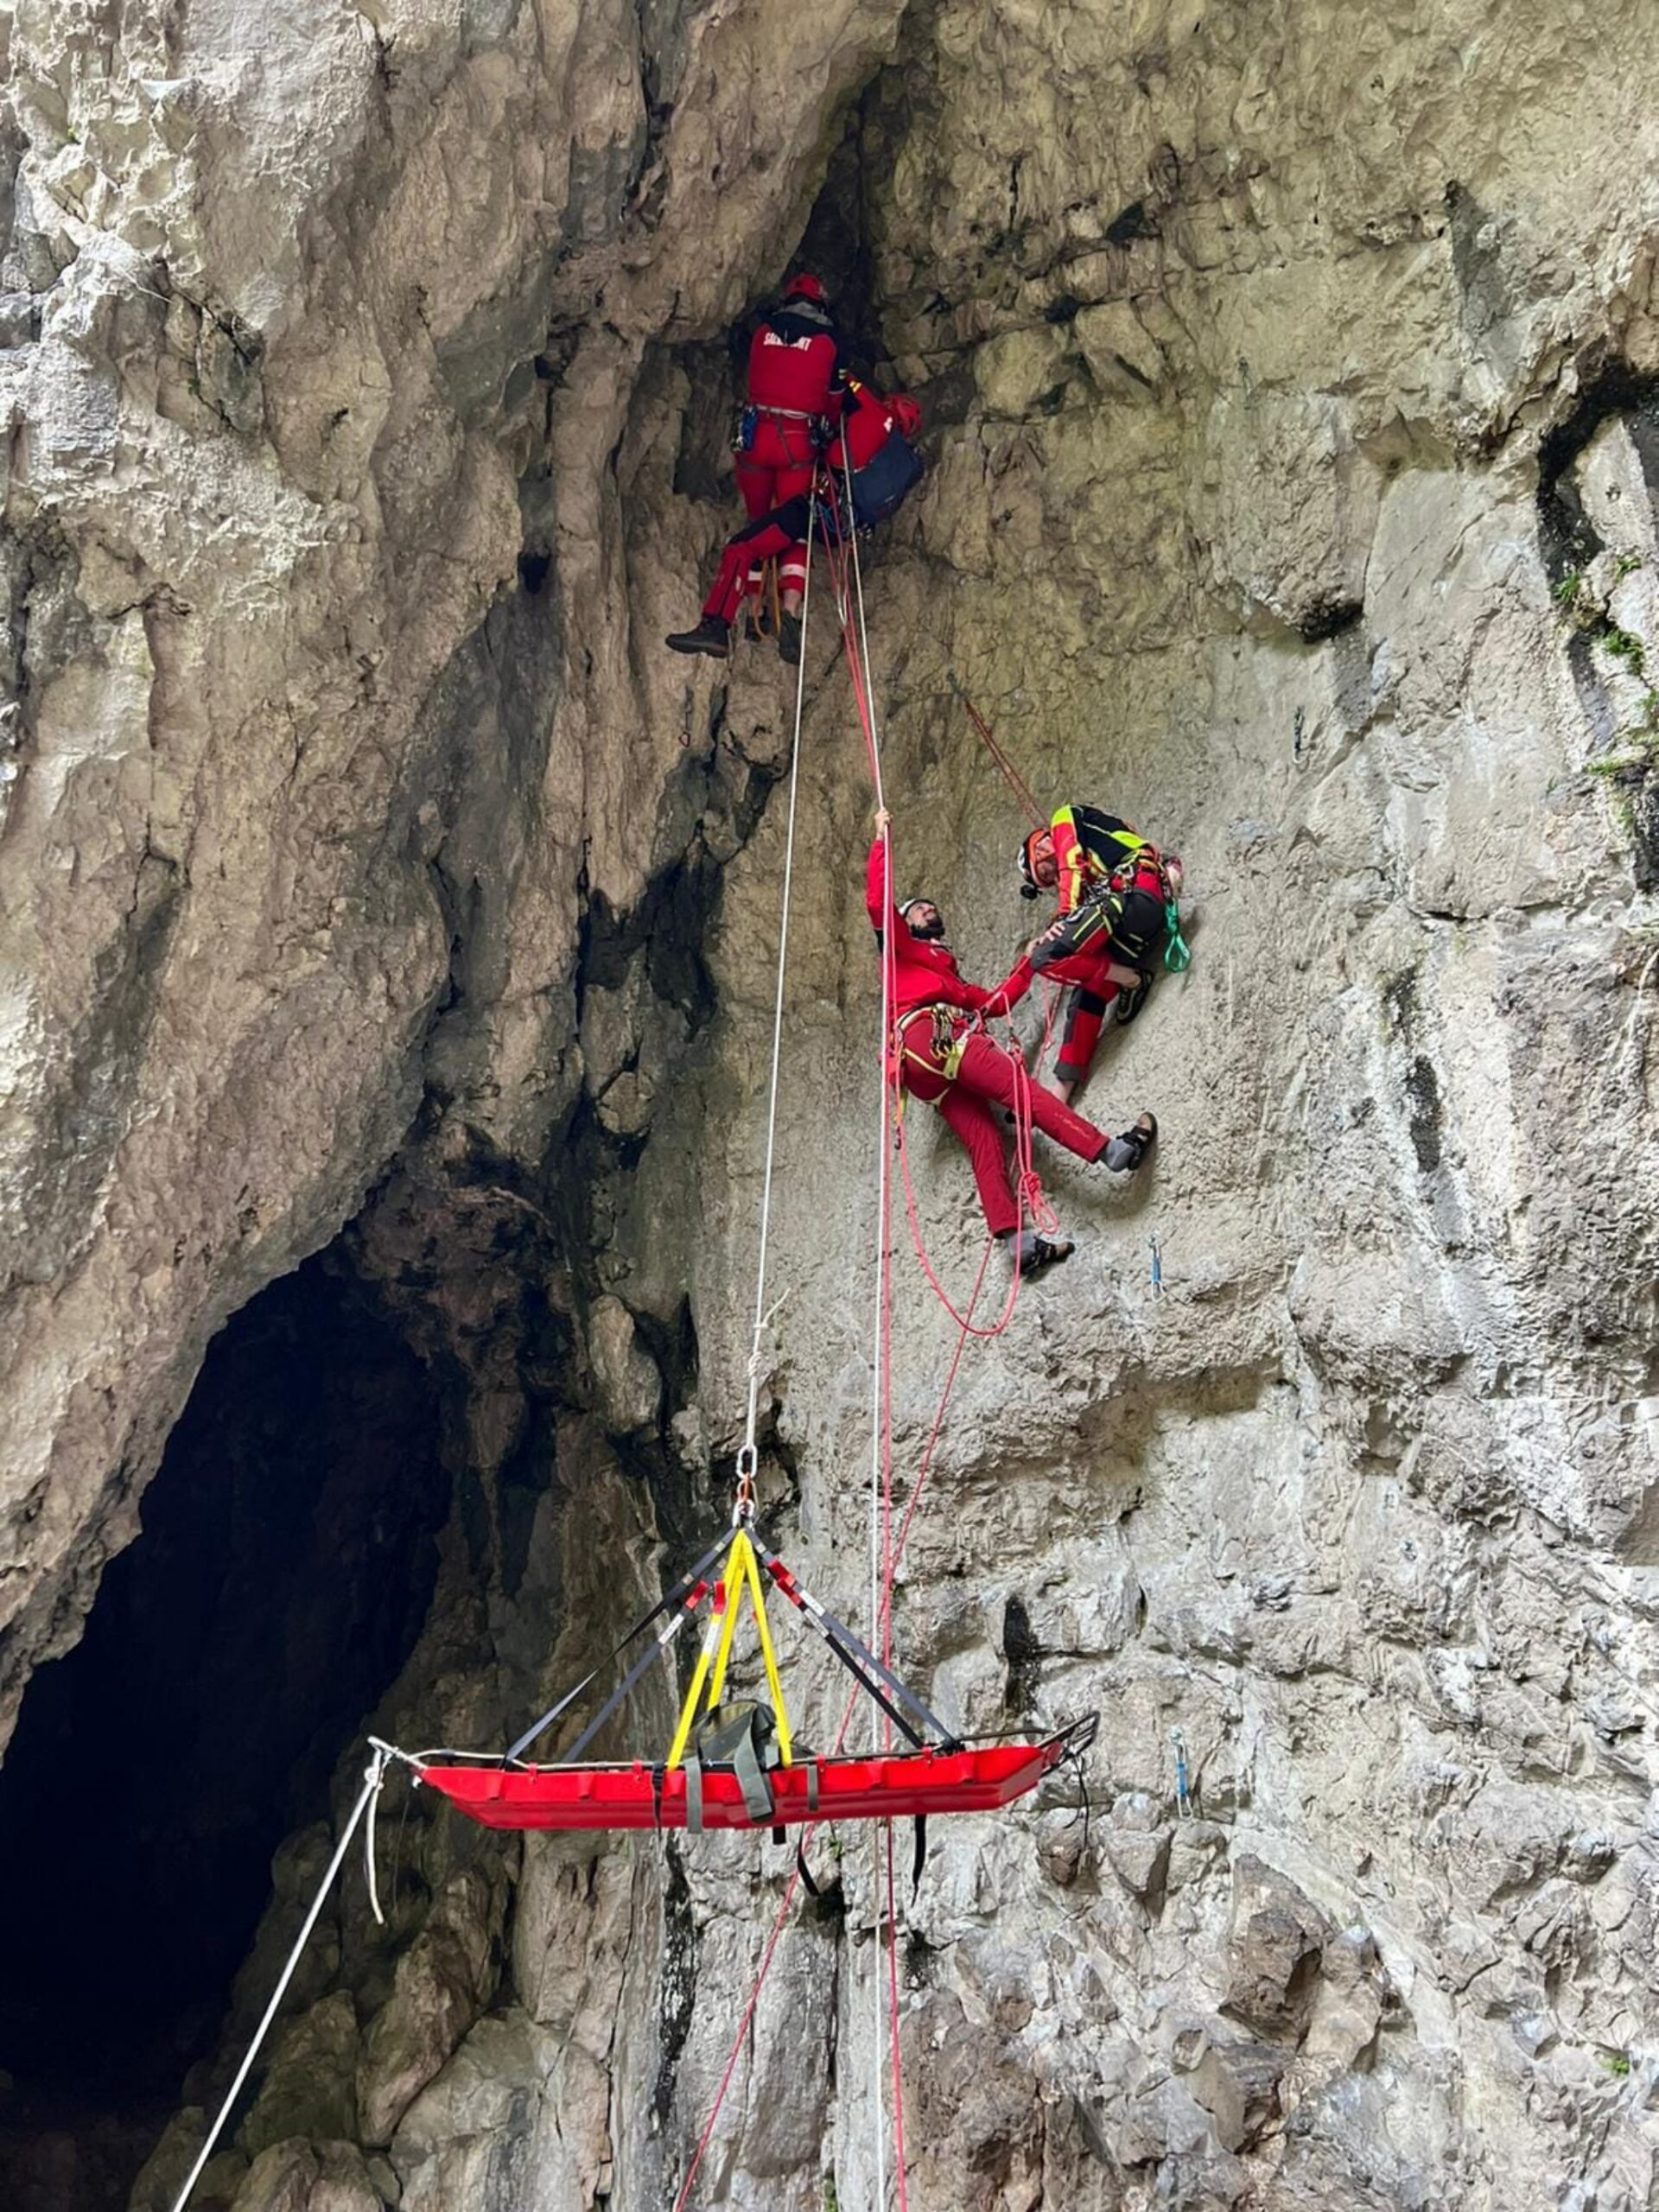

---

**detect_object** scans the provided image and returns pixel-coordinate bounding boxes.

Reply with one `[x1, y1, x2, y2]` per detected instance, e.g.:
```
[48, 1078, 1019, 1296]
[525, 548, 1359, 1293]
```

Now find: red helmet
[1017, 827, 1049, 899]
[891, 393, 922, 439]
[783, 272, 828, 305]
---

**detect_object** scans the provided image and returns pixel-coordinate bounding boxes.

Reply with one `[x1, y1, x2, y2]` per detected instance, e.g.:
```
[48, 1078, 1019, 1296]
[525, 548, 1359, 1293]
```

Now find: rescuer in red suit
[668, 381, 922, 664]
[867, 809, 1157, 1274]
[663, 274, 841, 664]
[738, 273, 842, 509]
[1004, 808, 1186, 1102]
[737, 271, 841, 656]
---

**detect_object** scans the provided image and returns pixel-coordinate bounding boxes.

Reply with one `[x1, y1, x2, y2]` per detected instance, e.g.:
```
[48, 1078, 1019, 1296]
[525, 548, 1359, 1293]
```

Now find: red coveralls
[866, 838, 1111, 1236]
[701, 386, 917, 626]
[735, 304, 843, 605]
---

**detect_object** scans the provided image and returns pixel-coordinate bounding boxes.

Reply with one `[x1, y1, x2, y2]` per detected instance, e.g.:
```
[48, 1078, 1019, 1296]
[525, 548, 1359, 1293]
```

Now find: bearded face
[901, 899, 946, 942]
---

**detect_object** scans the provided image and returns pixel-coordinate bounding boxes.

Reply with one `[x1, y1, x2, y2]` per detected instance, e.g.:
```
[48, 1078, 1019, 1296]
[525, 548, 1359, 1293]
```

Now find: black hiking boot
[1103, 1111, 1157, 1173]
[778, 611, 804, 665]
[666, 615, 731, 659]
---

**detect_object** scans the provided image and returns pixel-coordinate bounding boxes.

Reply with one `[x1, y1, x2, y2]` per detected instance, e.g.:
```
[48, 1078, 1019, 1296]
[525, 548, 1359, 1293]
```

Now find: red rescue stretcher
[387, 1507, 1096, 1843]
[414, 1734, 1076, 1834]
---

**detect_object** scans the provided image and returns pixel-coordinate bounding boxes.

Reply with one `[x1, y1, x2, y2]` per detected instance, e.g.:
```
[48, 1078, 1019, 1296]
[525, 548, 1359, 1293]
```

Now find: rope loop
[364, 1743, 389, 1927]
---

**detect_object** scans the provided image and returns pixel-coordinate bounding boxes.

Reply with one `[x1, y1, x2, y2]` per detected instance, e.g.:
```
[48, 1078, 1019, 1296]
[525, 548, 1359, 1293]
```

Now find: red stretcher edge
[415, 1739, 1065, 1833]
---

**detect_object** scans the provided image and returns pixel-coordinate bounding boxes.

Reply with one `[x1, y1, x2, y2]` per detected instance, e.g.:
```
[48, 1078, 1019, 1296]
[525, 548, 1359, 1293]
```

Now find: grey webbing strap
[817, 1624, 929, 1749]
[505, 1534, 728, 1764]
[754, 1541, 955, 1748]
[502, 1670, 594, 1768]
[807, 1761, 819, 1814]
[797, 1835, 823, 1897]
[816, 1600, 954, 1745]
[685, 1756, 704, 1835]
[732, 1726, 776, 1826]
[560, 1600, 700, 1765]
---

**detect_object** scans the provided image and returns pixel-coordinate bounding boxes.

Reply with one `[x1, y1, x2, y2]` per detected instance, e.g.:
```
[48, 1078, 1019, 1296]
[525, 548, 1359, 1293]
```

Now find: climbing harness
[1119, 844, 1192, 976]
[889, 988, 1069, 1341]
[893, 1001, 972, 1084]
[734, 403, 830, 459]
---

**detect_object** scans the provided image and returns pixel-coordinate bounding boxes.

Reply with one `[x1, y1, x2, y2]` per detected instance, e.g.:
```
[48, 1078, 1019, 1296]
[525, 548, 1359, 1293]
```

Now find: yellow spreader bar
[664, 1527, 793, 1770]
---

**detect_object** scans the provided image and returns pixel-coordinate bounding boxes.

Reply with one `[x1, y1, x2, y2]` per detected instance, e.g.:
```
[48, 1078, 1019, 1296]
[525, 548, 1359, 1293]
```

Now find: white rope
[168, 1747, 387, 2212]
[739, 504, 817, 1469]
[842, 447, 891, 2212]
[745, 1289, 790, 1390]
[365, 1760, 385, 1928]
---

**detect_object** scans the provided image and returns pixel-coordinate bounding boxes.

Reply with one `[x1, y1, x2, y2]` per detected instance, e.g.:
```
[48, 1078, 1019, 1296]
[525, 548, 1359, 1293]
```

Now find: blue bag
[849, 432, 925, 529]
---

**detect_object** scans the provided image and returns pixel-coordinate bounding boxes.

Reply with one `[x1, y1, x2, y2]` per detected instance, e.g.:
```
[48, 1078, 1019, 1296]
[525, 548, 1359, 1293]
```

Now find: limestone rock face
[3, 2, 1659, 2210]
[0, 0, 905, 1745]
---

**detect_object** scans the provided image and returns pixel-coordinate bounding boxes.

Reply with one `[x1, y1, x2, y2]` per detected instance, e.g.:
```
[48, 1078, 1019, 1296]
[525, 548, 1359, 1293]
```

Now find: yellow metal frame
[664, 1527, 793, 1770]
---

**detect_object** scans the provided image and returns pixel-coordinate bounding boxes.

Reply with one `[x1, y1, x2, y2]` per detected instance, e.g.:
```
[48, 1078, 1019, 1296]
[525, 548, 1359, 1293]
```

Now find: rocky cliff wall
[0, 0, 905, 1745]
[3, 2, 1658, 2209]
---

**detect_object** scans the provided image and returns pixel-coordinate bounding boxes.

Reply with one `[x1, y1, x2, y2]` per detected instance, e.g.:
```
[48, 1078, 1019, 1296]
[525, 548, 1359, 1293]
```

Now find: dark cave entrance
[0, 1250, 451, 2211]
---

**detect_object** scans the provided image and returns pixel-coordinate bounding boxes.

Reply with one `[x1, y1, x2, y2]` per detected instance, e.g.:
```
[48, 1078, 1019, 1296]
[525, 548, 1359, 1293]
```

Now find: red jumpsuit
[866, 838, 1111, 1236]
[701, 386, 918, 626]
[735, 302, 843, 604]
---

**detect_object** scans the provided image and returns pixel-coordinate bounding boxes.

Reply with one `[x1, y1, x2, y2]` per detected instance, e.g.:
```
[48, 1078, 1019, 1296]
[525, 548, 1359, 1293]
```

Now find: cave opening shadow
[0, 1250, 450, 2161]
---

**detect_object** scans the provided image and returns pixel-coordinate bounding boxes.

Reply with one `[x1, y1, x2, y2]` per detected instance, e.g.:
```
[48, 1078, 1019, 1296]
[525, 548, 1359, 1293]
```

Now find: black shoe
[666, 616, 730, 659]
[1103, 1111, 1157, 1173]
[1010, 1229, 1075, 1274]
[778, 612, 803, 665]
[1114, 975, 1152, 1026]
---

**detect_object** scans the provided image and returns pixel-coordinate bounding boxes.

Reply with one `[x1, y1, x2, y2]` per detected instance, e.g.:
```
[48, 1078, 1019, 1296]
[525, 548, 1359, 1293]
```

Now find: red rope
[669, 1858, 804, 2212]
[676, 527, 1017, 2212]
[854, 515, 908, 2210]
[667, 1249, 985, 2211]
[891, 982, 1065, 1337]
[952, 681, 1045, 830]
